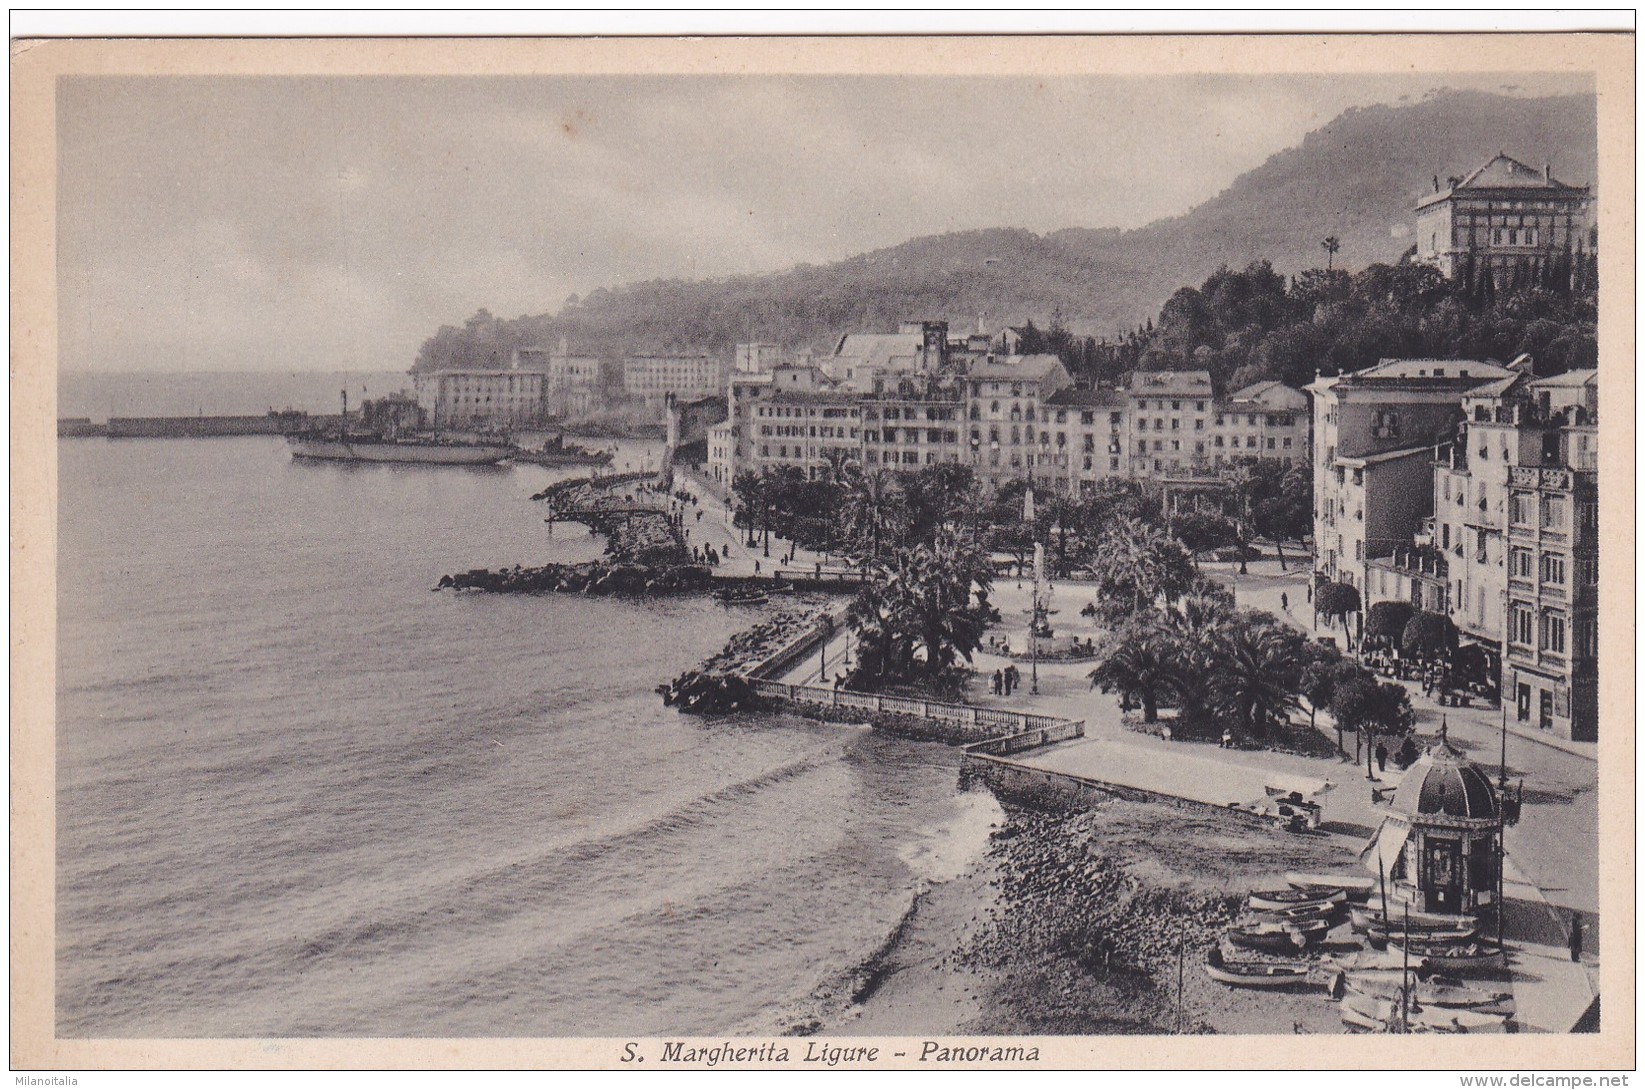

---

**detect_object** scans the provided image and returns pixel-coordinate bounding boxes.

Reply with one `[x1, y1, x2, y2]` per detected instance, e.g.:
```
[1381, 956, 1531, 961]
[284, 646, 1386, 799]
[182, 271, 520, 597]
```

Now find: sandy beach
[822, 792, 1361, 1036]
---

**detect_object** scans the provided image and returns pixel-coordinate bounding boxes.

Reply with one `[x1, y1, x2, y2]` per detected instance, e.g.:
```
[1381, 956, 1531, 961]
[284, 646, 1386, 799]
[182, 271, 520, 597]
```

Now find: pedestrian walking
[1375, 742, 1388, 772]
[754, 560, 761, 576]
[1280, 592, 1289, 612]
[992, 670, 1003, 695]
[815, 561, 822, 578]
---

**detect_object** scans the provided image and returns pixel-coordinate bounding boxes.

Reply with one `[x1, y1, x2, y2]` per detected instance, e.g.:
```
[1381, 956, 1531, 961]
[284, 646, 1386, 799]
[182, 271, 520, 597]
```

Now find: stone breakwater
[534, 473, 686, 567]
[437, 561, 714, 596]
[438, 472, 700, 595]
[658, 608, 833, 715]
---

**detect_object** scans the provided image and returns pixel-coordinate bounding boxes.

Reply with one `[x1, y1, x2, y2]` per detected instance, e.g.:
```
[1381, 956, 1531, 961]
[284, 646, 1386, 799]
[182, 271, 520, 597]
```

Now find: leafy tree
[1170, 509, 1241, 568]
[1401, 610, 1459, 665]
[1251, 462, 1313, 570]
[1365, 600, 1416, 646]
[1330, 675, 1415, 779]
[1314, 581, 1363, 642]
[1086, 517, 1196, 619]
[842, 468, 908, 567]
[902, 463, 979, 544]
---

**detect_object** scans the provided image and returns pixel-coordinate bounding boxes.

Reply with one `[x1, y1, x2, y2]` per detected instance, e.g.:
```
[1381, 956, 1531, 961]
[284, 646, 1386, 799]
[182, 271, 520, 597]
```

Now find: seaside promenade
[742, 544, 1599, 1032]
[664, 467, 1601, 1029]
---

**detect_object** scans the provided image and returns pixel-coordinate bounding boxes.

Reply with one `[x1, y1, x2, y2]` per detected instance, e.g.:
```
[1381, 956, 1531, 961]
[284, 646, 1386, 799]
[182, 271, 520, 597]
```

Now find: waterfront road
[1215, 560, 1600, 959]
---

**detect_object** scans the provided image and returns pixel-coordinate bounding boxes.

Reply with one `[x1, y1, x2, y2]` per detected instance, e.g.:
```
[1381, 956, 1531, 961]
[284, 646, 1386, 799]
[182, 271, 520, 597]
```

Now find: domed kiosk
[1360, 734, 1506, 915]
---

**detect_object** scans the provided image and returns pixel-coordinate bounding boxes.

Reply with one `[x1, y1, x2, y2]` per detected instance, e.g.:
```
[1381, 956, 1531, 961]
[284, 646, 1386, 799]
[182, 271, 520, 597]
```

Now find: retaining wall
[961, 749, 1273, 824]
[749, 678, 1083, 747]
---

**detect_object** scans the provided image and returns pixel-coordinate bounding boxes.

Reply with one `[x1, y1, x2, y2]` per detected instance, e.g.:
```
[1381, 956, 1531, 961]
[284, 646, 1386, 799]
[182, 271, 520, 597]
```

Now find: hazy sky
[57, 72, 1591, 373]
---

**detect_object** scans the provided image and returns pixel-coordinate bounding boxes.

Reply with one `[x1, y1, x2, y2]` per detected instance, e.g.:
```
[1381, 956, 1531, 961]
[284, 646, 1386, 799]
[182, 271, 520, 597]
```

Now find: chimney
[1433, 175, 1440, 193]
[1544, 162, 1552, 182]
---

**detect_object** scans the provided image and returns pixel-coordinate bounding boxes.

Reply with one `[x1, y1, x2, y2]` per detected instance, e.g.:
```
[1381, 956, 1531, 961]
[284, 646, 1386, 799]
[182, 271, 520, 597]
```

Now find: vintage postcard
[10, 30, 1634, 1073]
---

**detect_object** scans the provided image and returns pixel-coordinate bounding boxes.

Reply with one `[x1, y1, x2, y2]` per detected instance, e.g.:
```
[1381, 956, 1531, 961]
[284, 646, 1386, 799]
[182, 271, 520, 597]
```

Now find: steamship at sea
[287, 390, 514, 465]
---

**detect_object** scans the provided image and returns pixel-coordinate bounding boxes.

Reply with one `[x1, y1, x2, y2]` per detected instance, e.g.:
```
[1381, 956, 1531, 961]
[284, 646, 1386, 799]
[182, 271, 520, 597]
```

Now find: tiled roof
[968, 354, 1066, 381]
[1529, 368, 1598, 389]
[1046, 387, 1126, 407]
[1455, 153, 1581, 192]
[833, 332, 925, 372]
[1128, 369, 1214, 394]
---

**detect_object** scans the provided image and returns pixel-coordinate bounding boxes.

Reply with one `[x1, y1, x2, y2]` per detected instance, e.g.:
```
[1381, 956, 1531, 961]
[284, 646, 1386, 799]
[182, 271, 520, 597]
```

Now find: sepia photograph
[11, 27, 1634, 1073]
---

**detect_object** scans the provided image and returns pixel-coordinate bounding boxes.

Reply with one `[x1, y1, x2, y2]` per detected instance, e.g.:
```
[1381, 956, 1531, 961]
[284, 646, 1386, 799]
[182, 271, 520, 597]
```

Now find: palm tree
[1088, 619, 1179, 723]
[845, 529, 993, 686]
[1322, 236, 1341, 271]
[1220, 462, 1258, 575]
[1206, 620, 1306, 740]
[843, 467, 907, 569]
[1092, 517, 1196, 616]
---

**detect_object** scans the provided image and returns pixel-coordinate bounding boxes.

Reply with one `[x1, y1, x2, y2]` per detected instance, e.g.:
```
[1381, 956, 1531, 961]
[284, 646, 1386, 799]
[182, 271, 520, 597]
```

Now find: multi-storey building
[747, 390, 864, 476]
[824, 321, 950, 392]
[1215, 381, 1309, 467]
[707, 420, 735, 485]
[715, 321, 1314, 495]
[1308, 357, 1516, 590]
[411, 366, 552, 428]
[546, 340, 606, 418]
[861, 376, 966, 471]
[1493, 371, 1598, 741]
[713, 370, 775, 487]
[1125, 370, 1218, 480]
[1323, 360, 1597, 743]
[965, 355, 1074, 492]
[1415, 153, 1594, 282]
[623, 353, 727, 412]
[1045, 388, 1130, 490]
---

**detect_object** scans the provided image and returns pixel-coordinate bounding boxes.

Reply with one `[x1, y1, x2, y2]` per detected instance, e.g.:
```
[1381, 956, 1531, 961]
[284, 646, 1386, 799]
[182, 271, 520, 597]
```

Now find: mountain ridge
[413, 90, 1596, 372]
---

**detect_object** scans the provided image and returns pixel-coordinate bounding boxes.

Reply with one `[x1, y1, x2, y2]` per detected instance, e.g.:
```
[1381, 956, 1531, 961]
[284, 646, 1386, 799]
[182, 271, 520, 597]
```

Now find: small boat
[717, 589, 769, 606]
[1249, 887, 1346, 911]
[1226, 920, 1328, 954]
[1340, 991, 1507, 1034]
[1351, 903, 1479, 934]
[1389, 937, 1508, 973]
[1242, 902, 1337, 925]
[1286, 872, 1375, 901]
[1366, 921, 1480, 951]
[1341, 971, 1512, 1010]
[1204, 948, 1313, 989]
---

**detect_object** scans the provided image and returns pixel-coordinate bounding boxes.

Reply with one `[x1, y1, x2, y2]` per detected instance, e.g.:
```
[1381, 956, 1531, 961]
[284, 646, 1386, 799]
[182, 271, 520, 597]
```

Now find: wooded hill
[412, 90, 1597, 376]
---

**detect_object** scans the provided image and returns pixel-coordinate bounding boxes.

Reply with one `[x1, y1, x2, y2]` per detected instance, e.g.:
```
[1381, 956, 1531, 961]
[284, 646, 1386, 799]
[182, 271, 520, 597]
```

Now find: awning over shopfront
[1358, 816, 1412, 879]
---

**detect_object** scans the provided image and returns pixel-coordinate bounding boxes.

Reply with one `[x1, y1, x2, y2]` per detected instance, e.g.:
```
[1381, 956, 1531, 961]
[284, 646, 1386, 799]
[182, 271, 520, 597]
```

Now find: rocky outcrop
[657, 608, 832, 715]
[436, 560, 713, 596]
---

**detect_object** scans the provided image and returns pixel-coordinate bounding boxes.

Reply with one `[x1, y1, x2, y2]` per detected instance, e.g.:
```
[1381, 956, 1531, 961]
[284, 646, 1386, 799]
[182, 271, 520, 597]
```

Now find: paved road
[1218, 561, 1599, 942]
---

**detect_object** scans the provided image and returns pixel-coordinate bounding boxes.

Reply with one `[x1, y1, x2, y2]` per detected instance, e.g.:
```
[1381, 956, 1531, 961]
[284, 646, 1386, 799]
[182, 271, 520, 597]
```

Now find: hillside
[413, 90, 1596, 372]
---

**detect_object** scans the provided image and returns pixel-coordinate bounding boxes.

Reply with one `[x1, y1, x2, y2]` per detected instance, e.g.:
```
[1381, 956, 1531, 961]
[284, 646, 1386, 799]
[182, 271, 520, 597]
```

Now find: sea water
[55, 397, 994, 1037]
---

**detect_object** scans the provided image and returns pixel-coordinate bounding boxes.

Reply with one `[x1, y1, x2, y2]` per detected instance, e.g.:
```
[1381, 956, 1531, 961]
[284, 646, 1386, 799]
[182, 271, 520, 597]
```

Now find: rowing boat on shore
[1387, 936, 1507, 973]
[1350, 902, 1479, 933]
[1226, 918, 1329, 953]
[1340, 971, 1512, 1010]
[1285, 872, 1375, 901]
[1249, 887, 1346, 911]
[1365, 920, 1480, 950]
[1204, 948, 1313, 989]
[1339, 991, 1509, 1033]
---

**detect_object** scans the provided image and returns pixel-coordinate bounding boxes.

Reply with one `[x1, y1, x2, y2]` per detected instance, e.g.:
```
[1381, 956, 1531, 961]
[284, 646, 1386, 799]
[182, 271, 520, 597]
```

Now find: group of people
[990, 664, 1022, 696]
[691, 543, 721, 566]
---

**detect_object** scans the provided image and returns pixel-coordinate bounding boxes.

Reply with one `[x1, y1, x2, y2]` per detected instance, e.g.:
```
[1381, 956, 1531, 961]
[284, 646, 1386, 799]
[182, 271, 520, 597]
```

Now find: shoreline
[819, 795, 1361, 1036]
